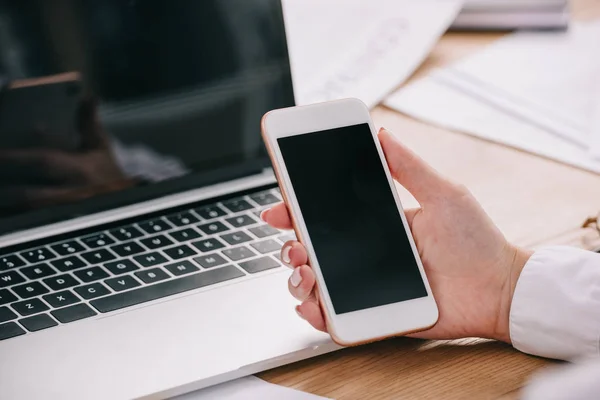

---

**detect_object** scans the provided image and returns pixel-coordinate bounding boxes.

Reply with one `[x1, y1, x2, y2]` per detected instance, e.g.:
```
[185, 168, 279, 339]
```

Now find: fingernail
[260, 208, 270, 221]
[295, 306, 304, 319]
[290, 267, 302, 287]
[282, 245, 291, 264]
[379, 127, 386, 133]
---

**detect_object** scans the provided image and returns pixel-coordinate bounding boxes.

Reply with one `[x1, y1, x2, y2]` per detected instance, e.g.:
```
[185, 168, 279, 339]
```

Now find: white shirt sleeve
[509, 246, 600, 360]
[509, 246, 600, 400]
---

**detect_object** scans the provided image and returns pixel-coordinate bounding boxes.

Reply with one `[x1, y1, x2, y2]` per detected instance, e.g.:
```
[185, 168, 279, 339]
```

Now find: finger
[296, 299, 327, 332]
[281, 240, 308, 268]
[404, 208, 421, 228]
[288, 265, 316, 301]
[378, 128, 451, 204]
[261, 202, 293, 230]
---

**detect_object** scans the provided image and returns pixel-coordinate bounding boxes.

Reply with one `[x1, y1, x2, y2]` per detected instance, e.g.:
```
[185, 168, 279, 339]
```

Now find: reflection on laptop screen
[0, 0, 294, 234]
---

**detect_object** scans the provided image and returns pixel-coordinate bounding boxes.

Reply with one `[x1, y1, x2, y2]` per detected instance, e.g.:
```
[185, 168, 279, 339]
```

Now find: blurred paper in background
[282, 0, 463, 108]
[386, 20, 600, 174]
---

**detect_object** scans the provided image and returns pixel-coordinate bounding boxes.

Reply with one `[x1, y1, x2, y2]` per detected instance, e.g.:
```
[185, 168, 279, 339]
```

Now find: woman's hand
[262, 128, 532, 343]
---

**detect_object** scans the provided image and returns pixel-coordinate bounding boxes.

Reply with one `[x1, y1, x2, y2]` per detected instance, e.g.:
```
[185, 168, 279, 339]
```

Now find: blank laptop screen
[0, 0, 294, 234]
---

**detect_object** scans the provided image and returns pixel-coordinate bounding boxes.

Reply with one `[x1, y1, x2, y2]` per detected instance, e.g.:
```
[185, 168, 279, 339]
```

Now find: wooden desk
[260, 1, 600, 398]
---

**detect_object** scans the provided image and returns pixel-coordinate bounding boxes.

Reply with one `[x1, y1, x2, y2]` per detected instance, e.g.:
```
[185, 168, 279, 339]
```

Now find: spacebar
[90, 265, 245, 313]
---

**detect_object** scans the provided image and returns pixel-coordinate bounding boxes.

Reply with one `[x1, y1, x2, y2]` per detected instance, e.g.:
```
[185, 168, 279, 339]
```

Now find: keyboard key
[0, 306, 17, 323]
[222, 246, 256, 261]
[164, 261, 199, 276]
[0, 271, 25, 288]
[195, 205, 227, 220]
[169, 228, 201, 242]
[104, 259, 139, 275]
[81, 249, 116, 264]
[19, 313, 57, 332]
[167, 212, 200, 227]
[105, 275, 141, 292]
[198, 221, 229, 235]
[192, 238, 226, 253]
[51, 240, 86, 256]
[20, 263, 56, 280]
[220, 231, 253, 245]
[249, 224, 280, 239]
[251, 239, 282, 254]
[51, 256, 87, 272]
[43, 290, 80, 308]
[74, 283, 111, 300]
[51, 303, 97, 323]
[133, 252, 168, 268]
[0, 289, 18, 306]
[81, 233, 115, 248]
[140, 235, 174, 250]
[193, 253, 227, 269]
[226, 214, 257, 228]
[252, 209, 265, 219]
[21, 247, 57, 263]
[240, 257, 280, 273]
[43, 274, 80, 291]
[249, 192, 280, 206]
[0, 255, 25, 270]
[222, 199, 253, 213]
[12, 282, 49, 299]
[110, 225, 144, 241]
[0, 322, 25, 340]
[74, 266, 109, 283]
[135, 268, 170, 284]
[111, 242, 145, 257]
[91, 265, 245, 313]
[139, 219, 173, 234]
[11, 298, 49, 316]
[163, 245, 197, 260]
[279, 233, 297, 243]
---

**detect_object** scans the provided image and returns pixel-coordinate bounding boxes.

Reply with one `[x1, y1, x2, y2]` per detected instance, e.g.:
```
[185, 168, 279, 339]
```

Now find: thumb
[378, 128, 449, 204]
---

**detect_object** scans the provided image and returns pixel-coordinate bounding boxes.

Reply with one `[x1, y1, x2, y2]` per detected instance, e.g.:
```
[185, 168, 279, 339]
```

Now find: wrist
[493, 245, 533, 343]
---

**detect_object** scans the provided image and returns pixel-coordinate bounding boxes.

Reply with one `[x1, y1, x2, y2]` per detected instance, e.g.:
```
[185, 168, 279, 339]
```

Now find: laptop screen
[0, 0, 294, 235]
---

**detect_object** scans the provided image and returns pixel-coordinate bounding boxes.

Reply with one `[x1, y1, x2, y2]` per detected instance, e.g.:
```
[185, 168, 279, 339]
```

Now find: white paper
[387, 76, 600, 174]
[282, 0, 463, 108]
[171, 376, 330, 400]
[446, 22, 600, 146]
[385, 20, 600, 175]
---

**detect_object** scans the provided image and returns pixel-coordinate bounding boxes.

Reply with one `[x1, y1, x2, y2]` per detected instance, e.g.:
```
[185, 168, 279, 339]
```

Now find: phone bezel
[261, 98, 438, 345]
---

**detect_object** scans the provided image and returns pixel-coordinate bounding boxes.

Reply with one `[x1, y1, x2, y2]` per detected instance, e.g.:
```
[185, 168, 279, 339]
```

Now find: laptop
[0, 2, 336, 399]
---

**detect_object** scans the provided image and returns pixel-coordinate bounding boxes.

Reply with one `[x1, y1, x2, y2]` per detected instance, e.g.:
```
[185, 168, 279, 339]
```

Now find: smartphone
[0, 72, 82, 150]
[261, 98, 438, 346]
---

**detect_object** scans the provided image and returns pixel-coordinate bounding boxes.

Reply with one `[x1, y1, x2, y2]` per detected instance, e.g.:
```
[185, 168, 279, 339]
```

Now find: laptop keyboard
[0, 188, 293, 341]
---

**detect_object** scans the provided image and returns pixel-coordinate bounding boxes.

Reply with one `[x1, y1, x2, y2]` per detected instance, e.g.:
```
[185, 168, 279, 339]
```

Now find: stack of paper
[452, 0, 569, 30]
[282, 0, 464, 108]
[385, 20, 600, 174]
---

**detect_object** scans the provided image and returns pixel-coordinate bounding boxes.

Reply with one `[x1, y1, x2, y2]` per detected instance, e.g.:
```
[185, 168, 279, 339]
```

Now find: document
[385, 20, 600, 174]
[282, 0, 463, 108]
[171, 376, 330, 400]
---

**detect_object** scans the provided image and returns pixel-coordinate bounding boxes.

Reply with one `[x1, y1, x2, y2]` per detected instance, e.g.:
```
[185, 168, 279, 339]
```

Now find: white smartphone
[261, 98, 438, 346]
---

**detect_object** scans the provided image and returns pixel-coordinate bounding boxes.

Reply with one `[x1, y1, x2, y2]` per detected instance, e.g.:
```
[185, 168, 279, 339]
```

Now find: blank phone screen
[278, 123, 428, 314]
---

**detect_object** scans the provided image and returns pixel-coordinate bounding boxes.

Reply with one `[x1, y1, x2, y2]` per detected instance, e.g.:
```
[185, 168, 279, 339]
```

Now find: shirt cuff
[509, 246, 600, 360]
